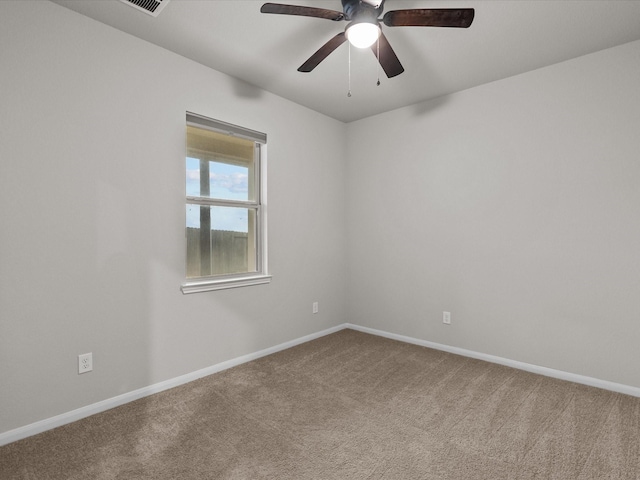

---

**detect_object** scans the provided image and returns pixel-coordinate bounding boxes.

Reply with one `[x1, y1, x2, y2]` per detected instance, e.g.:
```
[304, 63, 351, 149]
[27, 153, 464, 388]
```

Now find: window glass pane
[186, 157, 200, 197]
[186, 205, 257, 278]
[186, 126, 255, 202]
[186, 157, 251, 202]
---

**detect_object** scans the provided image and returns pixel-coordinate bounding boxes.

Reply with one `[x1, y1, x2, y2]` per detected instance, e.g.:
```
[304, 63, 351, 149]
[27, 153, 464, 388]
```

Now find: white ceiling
[52, 0, 640, 123]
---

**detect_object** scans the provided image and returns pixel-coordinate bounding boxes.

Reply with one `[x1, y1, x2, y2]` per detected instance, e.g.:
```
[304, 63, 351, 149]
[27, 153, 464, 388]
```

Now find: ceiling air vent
[119, 0, 170, 17]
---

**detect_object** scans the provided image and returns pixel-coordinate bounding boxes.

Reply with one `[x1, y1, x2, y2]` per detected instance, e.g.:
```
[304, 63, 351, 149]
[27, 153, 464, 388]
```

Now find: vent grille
[119, 0, 170, 17]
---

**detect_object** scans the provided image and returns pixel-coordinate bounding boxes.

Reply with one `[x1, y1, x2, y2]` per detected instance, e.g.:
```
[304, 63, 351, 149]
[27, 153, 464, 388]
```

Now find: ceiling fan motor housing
[341, 0, 384, 21]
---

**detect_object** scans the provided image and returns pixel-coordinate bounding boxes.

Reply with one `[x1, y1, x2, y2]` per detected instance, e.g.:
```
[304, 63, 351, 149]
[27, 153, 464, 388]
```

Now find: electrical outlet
[312, 302, 319, 314]
[78, 353, 93, 374]
[443, 311, 451, 325]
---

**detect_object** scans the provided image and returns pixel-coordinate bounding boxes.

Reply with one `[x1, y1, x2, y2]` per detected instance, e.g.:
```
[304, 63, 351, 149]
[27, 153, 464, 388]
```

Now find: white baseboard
[0, 324, 345, 447]
[346, 323, 640, 398]
[3, 322, 639, 447]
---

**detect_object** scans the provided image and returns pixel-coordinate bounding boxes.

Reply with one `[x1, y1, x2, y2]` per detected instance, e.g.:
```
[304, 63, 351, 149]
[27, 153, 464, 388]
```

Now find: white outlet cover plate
[78, 353, 93, 374]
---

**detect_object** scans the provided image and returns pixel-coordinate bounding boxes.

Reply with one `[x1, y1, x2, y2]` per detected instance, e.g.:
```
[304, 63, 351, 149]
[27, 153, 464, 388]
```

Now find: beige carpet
[1, 329, 639, 479]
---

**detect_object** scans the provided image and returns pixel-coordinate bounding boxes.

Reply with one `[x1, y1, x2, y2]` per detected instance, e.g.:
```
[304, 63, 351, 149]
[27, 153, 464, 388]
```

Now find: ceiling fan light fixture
[345, 21, 381, 49]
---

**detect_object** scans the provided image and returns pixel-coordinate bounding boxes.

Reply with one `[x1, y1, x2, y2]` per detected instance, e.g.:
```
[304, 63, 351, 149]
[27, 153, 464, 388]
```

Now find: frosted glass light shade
[346, 22, 381, 49]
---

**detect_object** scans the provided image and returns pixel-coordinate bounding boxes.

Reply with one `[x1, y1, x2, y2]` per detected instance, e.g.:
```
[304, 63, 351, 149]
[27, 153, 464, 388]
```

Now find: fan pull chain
[376, 37, 381, 86]
[347, 42, 352, 97]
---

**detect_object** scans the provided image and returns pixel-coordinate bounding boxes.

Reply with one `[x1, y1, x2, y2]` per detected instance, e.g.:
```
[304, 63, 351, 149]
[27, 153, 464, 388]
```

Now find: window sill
[181, 274, 272, 294]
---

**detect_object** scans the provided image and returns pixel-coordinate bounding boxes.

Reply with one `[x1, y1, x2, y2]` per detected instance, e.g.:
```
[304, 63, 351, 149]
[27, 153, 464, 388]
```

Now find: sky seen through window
[186, 157, 249, 232]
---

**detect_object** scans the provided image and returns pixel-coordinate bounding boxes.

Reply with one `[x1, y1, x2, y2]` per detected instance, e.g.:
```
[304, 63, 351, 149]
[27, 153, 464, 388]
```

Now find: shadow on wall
[231, 77, 264, 100]
[411, 95, 451, 118]
[95, 178, 153, 403]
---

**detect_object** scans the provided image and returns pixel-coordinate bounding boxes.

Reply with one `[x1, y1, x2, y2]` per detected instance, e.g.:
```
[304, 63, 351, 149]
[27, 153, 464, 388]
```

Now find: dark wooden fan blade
[383, 9, 475, 28]
[261, 3, 345, 21]
[298, 32, 347, 72]
[371, 32, 404, 78]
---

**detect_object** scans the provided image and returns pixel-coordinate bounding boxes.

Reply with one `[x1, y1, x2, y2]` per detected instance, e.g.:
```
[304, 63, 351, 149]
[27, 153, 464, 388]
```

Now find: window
[181, 113, 270, 293]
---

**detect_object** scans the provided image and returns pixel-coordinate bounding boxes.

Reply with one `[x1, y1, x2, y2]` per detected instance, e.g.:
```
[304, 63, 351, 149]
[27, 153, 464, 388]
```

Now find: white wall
[0, 1, 346, 434]
[346, 39, 640, 388]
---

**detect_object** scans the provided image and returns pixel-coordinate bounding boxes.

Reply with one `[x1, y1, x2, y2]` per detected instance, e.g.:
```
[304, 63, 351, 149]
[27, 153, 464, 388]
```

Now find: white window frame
[181, 112, 270, 294]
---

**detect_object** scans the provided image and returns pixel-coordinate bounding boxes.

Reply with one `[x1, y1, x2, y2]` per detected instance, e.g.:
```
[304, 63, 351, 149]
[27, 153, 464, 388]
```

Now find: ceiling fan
[260, 0, 474, 78]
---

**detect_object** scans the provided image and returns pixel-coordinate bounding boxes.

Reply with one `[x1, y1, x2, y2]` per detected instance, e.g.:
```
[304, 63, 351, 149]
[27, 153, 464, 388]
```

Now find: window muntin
[183, 113, 268, 291]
